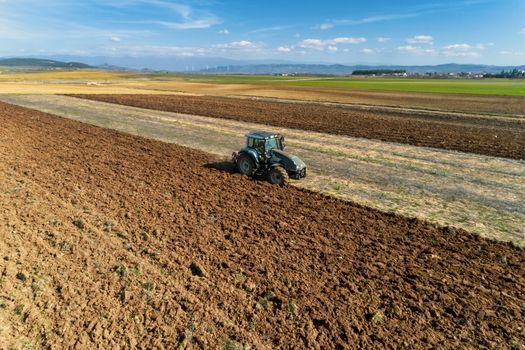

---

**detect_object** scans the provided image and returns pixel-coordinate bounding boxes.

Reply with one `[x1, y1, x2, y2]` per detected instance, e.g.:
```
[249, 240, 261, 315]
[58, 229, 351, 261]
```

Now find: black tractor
[232, 131, 307, 186]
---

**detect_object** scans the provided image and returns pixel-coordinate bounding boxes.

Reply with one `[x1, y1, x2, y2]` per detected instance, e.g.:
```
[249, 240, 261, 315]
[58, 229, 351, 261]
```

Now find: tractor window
[266, 138, 279, 151]
[254, 139, 265, 153]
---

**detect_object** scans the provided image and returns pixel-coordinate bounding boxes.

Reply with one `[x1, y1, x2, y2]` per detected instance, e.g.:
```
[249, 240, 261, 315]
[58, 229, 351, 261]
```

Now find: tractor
[232, 131, 307, 186]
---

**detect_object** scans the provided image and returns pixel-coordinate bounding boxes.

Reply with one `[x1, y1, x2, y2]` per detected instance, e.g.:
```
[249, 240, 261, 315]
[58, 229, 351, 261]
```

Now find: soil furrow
[0, 101, 524, 349]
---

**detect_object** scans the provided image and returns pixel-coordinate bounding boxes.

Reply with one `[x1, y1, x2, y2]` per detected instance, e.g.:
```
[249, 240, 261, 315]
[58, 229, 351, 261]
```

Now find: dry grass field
[0, 70, 130, 81]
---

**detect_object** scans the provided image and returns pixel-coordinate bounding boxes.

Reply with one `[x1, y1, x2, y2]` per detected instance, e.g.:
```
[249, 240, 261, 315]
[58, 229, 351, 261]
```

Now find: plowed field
[69, 94, 525, 160]
[1, 102, 524, 349]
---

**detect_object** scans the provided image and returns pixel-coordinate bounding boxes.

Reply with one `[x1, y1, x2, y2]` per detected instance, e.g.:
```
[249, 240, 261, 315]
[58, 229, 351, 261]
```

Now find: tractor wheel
[268, 166, 289, 186]
[237, 153, 256, 176]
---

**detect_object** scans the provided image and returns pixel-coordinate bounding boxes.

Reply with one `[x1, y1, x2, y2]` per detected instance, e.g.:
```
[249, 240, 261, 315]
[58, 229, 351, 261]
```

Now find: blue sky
[1, 0, 524, 65]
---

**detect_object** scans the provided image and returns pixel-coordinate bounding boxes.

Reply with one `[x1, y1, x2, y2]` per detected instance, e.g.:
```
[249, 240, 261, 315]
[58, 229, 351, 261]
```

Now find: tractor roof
[245, 131, 280, 139]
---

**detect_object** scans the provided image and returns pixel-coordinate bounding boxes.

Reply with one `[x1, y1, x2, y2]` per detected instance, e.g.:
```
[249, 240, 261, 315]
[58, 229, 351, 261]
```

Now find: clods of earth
[0, 102, 523, 349]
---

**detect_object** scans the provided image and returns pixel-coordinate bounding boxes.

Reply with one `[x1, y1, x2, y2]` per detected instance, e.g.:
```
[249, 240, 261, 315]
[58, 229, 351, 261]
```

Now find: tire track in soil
[0, 101, 524, 349]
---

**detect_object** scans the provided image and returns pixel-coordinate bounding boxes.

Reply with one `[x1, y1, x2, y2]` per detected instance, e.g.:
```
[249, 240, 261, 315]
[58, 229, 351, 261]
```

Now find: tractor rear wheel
[268, 166, 289, 186]
[237, 153, 255, 176]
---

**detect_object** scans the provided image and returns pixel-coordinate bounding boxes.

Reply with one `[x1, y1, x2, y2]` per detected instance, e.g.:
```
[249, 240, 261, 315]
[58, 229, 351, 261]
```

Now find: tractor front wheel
[237, 153, 256, 176]
[268, 166, 289, 186]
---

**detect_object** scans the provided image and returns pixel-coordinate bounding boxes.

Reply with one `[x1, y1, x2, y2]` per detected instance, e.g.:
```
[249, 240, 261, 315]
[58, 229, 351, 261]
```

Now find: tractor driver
[254, 139, 268, 162]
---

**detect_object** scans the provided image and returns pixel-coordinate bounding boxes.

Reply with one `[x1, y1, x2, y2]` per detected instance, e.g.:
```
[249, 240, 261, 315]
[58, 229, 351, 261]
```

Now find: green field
[289, 78, 525, 96]
[171, 74, 525, 96]
[196, 75, 525, 96]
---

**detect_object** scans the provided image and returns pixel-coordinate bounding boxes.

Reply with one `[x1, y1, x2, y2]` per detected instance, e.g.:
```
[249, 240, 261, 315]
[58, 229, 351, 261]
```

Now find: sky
[1, 0, 524, 65]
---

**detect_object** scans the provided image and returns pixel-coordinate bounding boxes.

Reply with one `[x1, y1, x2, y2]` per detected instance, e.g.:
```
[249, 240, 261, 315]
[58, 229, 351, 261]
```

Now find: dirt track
[1, 102, 524, 349]
[70, 94, 525, 160]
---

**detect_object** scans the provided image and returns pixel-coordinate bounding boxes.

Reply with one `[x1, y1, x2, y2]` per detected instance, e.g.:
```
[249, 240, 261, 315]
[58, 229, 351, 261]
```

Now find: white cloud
[315, 2, 499, 32]
[406, 35, 433, 45]
[398, 42, 487, 57]
[377, 37, 391, 43]
[156, 18, 219, 30]
[500, 50, 525, 56]
[123, 0, 193, 16]
[316, 13, 420, 30]
[443, 50, 479, 57]
[299, 39, 325, 50]
[113, 1, 220, 30]
[327, 45, 338, 52]
[397, 45, 418, 53]
[218, 29, 230, 35]
[213, 40, 261, 51]
[110, 36, 121, 42]
[318, 23, 334, 30]
[277, 46, 292, 53]
[443, 43, 472, 50]
[331, 37, 367, 44]
[248, 26, 290, 34]
[442, 43, 485, 57]
[475, 42, 494, 49]
[397, 45, 437, 55]
[298, 37, 366, 50]
[360, 48, 376, 54]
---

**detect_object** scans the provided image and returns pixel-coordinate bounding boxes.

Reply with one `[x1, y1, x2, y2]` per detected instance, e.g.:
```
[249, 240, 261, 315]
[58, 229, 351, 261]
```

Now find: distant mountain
[1, 56, 523, 75]
[45, 55, 524, 74]
[0, 58, 92, 69]
[32, 55, 291, 72]
[199, 63, 525, 75]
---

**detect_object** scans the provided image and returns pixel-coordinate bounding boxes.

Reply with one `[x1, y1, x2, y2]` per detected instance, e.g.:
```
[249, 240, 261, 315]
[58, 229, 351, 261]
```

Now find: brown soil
[264, 85, 525, 116]
[69, 94, 525, 160]
[1, 101, 524, 349]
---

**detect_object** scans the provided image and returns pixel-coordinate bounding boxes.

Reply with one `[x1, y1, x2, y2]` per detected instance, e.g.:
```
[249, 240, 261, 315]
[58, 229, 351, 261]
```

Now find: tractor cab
[245, 131, 285, 160]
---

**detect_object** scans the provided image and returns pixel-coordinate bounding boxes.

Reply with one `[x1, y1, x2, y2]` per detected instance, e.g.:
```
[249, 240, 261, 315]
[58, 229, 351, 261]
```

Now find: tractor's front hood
[272, 150, 306, 172]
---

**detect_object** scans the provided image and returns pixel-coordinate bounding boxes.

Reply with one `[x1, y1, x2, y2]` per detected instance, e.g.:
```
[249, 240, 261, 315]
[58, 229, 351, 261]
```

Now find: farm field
[1, 102, 524, 349]
[1, 71, 524, 349]
[0, 70, 131, 81]
[3, 70, 525, 97]
[154, 82, 525, 116]
[69, 94, 525, 160]
[1, 70, 525, 115]
[171, 74, 525, 96]
[1, 94, 523, 246]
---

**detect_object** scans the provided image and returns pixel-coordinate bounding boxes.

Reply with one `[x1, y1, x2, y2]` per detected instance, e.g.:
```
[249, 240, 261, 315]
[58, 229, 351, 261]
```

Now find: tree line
[484, 69, 525, 79]
[351, 69, 406, 76]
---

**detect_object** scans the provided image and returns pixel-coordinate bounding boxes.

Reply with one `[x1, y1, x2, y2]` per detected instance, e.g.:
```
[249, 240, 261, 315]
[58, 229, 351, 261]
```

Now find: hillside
[0, 58, 92, 69]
